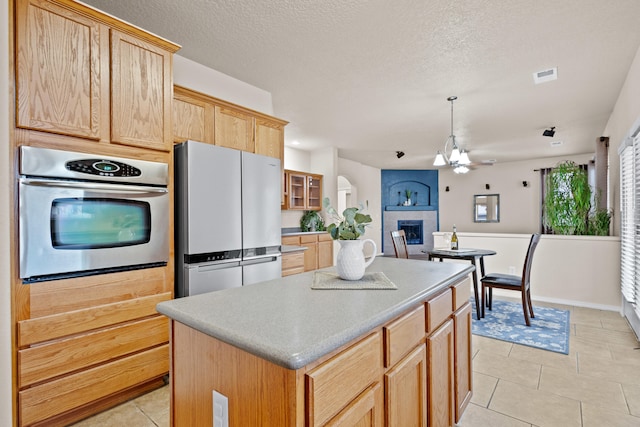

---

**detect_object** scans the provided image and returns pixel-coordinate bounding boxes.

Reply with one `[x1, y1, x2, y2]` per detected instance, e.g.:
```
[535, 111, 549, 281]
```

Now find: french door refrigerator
[174, 140, 282, 297]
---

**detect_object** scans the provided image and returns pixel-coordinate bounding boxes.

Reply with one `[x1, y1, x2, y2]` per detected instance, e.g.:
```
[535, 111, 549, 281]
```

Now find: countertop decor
[311, 271, 396, 290]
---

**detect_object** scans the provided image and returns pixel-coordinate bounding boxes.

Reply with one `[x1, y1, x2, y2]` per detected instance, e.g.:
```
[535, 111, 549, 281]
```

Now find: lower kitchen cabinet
[282, 233, 333, 274]
[427, 319, 455, 427]
[281, 250, 305, 276]
[384, 345, 427, 426]
[454, 302, 473, 422]
[326, 383, 384, 426]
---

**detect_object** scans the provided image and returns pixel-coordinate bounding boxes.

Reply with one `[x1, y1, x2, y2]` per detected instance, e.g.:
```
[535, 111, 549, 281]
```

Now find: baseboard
[491, 289, 622, 313]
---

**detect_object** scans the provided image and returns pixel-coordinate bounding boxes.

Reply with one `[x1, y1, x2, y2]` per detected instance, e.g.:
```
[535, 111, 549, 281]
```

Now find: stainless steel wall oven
[19, 146, 169, 283]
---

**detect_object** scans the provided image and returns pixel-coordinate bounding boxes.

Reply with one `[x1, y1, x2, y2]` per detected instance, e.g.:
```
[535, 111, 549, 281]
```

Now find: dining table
[427, 248, 497, 320]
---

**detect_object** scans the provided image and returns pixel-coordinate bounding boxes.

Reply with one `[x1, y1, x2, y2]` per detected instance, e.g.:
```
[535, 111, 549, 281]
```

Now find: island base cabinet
[325, 383, 383, 427]
[427, 319, 455, 427]
[384, 345, 427, 427]
[454, 302, 473, 422]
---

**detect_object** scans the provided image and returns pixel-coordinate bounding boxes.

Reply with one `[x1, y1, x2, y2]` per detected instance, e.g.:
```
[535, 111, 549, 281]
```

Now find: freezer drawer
[243, 256, 282, 286]
[182, 262, 242, 297]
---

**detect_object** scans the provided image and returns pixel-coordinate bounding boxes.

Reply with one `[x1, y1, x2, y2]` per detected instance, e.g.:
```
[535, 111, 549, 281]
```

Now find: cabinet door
[454, 302, 473, 423]
[325, 383, 383, 427]
[426, 319, 455, 427]
[255, 118, 284, 160]
[16, 0, 109, 141]
[214, 105, 254, 152]
[318, 235, 334, 269]
[385, 345, 427, 427]
[307, 174, 323, 210]
[111, 30, 173, 151]
[173, 92, 214, 144]
[288, 173, 307, 210]
[303, 241, 318, 272]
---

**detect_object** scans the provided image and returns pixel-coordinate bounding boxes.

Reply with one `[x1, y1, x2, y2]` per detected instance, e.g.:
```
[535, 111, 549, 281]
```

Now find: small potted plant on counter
[323, 198, 377, 280]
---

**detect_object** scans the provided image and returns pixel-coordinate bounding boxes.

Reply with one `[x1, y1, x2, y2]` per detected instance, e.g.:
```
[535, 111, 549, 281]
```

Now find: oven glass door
[51, 198, 151, 249]
[19, 178, 169, 281]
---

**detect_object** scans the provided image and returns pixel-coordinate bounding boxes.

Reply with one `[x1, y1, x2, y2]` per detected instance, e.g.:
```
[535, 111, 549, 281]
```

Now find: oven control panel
[66, 159, 142, 178]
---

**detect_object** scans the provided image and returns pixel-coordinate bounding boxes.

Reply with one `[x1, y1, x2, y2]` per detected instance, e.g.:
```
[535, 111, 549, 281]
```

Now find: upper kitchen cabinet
[284, 170, 323, 210]
[15, 0, 180, 152]
[172, 85, 288, 162]
[214, 105, 254, 152]
[110, 30, 174, 151]
[173, 86, 215, 144]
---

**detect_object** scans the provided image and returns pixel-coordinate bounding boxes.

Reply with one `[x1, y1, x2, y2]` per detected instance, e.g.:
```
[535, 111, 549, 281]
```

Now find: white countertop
[157, 257, 474, 369]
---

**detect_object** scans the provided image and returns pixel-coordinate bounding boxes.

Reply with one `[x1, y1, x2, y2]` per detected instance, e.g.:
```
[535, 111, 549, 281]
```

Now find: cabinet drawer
[282, 235, 301, 246]
[282, 252, 304, 270]
[318, 233, 333, 242]
[306, 331, 382, 426]
[426, 289, 453, 333]
[300, 234, 319, 244]
[452, 277, 471, 311]
[19, 344, 169, 426]
[383, 305, 426, 368]
[18, 315, 168, 388]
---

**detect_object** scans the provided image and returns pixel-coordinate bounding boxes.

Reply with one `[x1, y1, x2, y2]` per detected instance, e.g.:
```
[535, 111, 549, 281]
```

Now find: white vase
[336, 239, 377, 280]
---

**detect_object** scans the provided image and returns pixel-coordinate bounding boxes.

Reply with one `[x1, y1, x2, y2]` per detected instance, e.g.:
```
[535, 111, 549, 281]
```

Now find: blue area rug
[471, 298, 570, 354]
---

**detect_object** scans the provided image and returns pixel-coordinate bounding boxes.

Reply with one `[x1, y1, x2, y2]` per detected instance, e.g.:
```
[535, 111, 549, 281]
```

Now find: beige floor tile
[489, 380, 581, 427]
[602, 316, 634, 333]
[509, 343, 577, 372]
[539, 365, 628, 413]
[472, 334, 513, 357]
[569, 335, 612, 359]
[622, 383, 640, 417]
[473, 351, 541, 389]
[579, 353, 640, 385]
[456, 403, 531, 427]
[609, 342, 640, 366]
[70, 401, 156, 427]
[134, 385, 170, 427]
[470, 372, 498, 407]
[574, 324, 638, 347]
[582, 402, 640, 427]
[570, 307, 605, 328]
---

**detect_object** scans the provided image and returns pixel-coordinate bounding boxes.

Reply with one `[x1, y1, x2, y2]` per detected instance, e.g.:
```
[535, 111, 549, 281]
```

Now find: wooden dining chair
[390, 230, 409, 259]
[481, 234, 541, 326]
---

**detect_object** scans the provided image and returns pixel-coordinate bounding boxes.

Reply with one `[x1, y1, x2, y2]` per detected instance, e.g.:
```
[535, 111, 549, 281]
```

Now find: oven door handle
[19, 177, 168, 194]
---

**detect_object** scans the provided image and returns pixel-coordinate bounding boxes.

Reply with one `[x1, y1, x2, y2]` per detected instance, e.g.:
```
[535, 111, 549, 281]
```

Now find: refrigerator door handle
[241, 255, 281, 266]
[191, 261, 241, 272]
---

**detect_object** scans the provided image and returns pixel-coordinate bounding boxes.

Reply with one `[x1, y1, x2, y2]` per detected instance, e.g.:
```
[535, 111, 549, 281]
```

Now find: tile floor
[71, 299, 640, 427]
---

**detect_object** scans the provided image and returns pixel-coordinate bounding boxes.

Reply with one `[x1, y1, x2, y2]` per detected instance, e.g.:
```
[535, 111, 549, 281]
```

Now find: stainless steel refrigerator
[174, 140, 282, 297]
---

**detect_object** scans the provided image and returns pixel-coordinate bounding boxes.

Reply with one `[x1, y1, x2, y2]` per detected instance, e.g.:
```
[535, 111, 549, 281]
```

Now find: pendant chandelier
[433, 96, 471, 174]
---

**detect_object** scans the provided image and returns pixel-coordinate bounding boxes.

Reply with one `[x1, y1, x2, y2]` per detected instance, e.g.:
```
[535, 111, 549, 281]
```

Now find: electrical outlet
[213, 390, 229, 427]
[508, 266, 516, 275]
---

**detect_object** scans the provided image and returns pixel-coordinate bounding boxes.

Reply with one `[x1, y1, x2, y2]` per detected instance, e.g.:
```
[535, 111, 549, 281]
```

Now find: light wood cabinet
[172, 85, 287, 163]
[427, 318, 455, 427]
[15, 0, 178, 152]
[454, 302, 473, 422]
[281, 251, 305, 277]
[284, 169, 323, 210]
[16, 0, 109, 141]
[283, 233, 333, 273]
[110, 30, 173, 151]
[214, 105, 255, 152]
[168, 276, 472, 427]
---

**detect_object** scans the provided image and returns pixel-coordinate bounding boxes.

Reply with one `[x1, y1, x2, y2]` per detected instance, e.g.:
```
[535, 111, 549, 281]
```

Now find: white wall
[438, 153, 595, 234]
[337, 157, 382, 258]
[433, 233, 621, 311]
[1, 0, 12, 424]
[173, 55, 274, 115]
[604, 44, 640, 236]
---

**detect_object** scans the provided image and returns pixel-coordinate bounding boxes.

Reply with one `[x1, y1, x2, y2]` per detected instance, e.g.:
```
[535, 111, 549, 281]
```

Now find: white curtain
[620, 143, 635, 303]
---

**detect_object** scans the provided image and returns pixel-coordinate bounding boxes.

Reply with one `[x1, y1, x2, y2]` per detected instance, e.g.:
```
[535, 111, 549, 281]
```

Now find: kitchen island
[157, 257, 474, 426]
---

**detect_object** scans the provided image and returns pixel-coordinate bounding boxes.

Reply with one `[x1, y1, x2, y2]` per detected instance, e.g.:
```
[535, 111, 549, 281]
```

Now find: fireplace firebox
[398, 220, 423, 245]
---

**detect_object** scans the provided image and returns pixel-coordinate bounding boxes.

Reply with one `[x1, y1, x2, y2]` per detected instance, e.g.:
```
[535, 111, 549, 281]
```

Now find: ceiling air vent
[533, 67, 558, 84]
[550, 140, 563, 147]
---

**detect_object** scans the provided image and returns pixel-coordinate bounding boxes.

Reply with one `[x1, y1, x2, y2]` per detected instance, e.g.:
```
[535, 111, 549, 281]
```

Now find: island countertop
[157, 257, 474, 370]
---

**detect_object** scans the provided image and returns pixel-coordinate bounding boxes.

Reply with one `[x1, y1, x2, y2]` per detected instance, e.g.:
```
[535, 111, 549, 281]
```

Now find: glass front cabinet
[284, 170, 323, 210]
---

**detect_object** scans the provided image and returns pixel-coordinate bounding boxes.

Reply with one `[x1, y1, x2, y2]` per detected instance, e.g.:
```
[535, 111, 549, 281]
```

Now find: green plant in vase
[323, 197, 372, 240]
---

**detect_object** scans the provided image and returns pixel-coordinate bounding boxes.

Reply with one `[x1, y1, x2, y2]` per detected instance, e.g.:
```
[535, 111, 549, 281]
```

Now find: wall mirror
[474, 194, 500, 222]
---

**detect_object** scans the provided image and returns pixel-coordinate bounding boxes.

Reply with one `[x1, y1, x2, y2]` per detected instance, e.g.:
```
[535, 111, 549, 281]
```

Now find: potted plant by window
[543, 160, 611, 235]
[323, 198, 377, 280]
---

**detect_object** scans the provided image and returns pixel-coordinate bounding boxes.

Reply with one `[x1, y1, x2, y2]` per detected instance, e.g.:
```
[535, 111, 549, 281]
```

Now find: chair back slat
[521, 233, 541, 288]
[390, 230, 409, 259]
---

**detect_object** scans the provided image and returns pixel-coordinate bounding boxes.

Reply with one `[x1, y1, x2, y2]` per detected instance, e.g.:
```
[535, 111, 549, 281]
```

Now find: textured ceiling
[83, 0, 640, 170]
